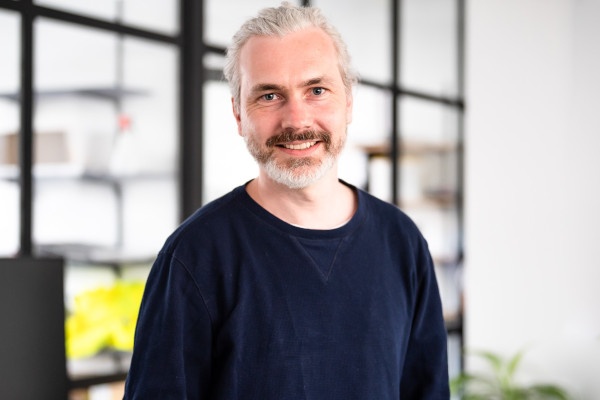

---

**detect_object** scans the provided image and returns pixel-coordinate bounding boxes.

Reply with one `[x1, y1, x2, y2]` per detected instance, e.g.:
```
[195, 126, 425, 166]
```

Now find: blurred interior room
[0, 0, 598, 399]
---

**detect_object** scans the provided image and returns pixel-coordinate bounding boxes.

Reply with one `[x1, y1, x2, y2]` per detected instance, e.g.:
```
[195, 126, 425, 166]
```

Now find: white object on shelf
[109, 115, 140, 176]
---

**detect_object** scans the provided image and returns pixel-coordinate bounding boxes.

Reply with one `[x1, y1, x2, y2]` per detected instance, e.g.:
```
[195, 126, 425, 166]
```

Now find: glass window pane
[399, 97, 458, 202]
[314, 0, 392, 83]
[400, 96, 459, 143]
[398, 97, 460, 257]
[349, 85, 392, 146]
[34, 0, 179, 35]
[342, 84, 392, 192]
[401, 0, 459, 96]
[205, 0, 284, 46]
[203, 79, 257, 203]
[36, 20, 117, 89]
[33, 18, 179, 256]
[122, 0, 179, 35]
[0, 10, 20, 257]
[35, 0, 116, 20]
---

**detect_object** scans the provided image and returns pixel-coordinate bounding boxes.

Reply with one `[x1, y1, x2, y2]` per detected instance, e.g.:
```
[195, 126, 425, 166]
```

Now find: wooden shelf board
[357, 141, 457, 157]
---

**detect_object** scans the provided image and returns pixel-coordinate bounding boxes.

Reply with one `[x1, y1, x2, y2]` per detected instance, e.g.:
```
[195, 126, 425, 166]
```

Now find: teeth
[283, 141, 316, 150]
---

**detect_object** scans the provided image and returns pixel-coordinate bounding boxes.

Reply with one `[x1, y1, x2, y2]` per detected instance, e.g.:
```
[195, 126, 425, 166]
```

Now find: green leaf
[528, 384, 571, 399]
[463, 394, 494, 400]
[506, 350, 525, 380]
[475, 350, 504, 376]
[452, 349, 572, 400]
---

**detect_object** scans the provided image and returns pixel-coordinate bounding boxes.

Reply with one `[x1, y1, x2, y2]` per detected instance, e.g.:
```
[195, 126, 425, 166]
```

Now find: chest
[205, 230, 417, 352]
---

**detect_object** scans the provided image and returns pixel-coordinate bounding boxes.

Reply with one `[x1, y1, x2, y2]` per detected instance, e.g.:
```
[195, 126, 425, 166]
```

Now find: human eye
[311, 87, 327, 96]
[261, 93, 279, 101]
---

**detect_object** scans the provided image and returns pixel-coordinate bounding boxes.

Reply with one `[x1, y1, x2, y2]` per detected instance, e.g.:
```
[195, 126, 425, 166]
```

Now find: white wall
[465, 0, 600, 398]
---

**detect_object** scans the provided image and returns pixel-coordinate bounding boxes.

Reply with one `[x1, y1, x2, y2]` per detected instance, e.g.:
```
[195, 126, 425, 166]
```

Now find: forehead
[238, 27, 343, 89]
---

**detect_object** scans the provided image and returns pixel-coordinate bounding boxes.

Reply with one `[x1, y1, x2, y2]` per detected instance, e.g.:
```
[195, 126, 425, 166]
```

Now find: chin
[265, 156, 335, 189]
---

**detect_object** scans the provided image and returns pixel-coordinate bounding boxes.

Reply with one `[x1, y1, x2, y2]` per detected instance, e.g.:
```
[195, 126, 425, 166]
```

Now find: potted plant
[450, 350, 571, 399]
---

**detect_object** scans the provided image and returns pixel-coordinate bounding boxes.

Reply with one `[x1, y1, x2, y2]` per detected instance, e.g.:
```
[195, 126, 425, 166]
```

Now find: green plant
[450, 350, 571, 400]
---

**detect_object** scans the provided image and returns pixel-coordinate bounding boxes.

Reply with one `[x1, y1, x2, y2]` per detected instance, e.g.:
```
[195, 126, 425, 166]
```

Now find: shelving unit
[0, 6, 178, 396]
[359, 140, 458, 203]
[68, 352, 130, 391]
[0, 161, 172, 249]
[0, 165, 165, 391]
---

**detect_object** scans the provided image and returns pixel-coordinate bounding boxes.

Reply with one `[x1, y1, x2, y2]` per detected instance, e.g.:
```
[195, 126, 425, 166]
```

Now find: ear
[231, 97, 243, 136]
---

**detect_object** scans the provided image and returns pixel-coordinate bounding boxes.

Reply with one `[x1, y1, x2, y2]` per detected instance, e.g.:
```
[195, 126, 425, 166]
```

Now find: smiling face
[233, 27, 353, 189]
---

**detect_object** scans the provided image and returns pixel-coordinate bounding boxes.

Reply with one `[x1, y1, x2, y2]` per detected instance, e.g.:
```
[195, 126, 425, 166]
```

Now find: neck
[246, 169, 357, 229]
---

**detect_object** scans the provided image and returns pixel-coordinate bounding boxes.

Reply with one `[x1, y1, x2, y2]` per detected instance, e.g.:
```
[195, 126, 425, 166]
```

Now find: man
[124, 3, 449, 399]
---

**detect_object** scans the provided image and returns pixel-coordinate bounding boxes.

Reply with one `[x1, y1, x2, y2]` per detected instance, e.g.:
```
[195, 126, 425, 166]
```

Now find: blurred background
[0, 0, 598, 399]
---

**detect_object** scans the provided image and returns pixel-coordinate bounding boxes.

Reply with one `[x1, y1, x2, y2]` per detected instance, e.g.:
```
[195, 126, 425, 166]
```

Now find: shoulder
[160, 185, 250, 258]
[353, 187, 432, 267]
[357, 187, 422, 236]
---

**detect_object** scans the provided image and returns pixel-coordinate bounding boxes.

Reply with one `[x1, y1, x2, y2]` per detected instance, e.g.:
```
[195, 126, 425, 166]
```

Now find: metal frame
[0, 0, 204, 389]
[19, 0, 34, 257]
[0, 0, 192, 256]
[179, 0, 205, 219]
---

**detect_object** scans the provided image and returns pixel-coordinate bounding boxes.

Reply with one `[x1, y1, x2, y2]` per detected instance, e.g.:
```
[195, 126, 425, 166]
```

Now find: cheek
[238, 110, 258, 136]
[244, 110, 279, 134]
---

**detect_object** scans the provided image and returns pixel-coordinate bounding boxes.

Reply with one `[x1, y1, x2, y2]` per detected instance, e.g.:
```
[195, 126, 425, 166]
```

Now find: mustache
[265, 129, 332, 148]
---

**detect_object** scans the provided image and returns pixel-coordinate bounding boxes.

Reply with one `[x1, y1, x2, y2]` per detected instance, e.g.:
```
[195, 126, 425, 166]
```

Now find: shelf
[37, 243, 156, 267]
[0, 163, 174, 183]
[399, 189, 458, 209]
[81, 170, 175, 183]
[68, 351, 131, 390]
[69, 372, 128, 390]
[433, 256, 462, 268]
[0, 164, 82, 181]
[0, 87, 149, 102]
[444, 317, 463, 335]
[358, 140, 457, 158]
[359, 140, 459, 207]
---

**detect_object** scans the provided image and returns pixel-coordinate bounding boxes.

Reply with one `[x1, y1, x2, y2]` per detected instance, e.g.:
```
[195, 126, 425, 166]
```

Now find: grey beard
[262, 153, 336, 189]
[243, 128, 344, 189]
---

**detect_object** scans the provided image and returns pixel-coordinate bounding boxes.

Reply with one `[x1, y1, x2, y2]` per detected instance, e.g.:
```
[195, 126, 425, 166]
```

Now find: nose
[281, 96, 312, 131]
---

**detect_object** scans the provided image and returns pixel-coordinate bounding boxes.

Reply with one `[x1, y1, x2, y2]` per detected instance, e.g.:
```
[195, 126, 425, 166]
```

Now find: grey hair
[223, 2, 358, 113]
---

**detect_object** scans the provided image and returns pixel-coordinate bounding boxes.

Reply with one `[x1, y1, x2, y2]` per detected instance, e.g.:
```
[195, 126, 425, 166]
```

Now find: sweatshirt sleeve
[124, 251, 213, 399]
[399, 237, 450, 399]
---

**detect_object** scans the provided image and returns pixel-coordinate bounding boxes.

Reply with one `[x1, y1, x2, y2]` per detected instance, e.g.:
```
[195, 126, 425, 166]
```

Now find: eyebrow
[301, 76, 330, 87]
[249, 76, 333, 95]
[250, 83, 284, 94]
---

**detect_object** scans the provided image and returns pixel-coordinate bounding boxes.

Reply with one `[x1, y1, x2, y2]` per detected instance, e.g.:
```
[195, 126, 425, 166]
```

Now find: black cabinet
[0, 257, 67, 400]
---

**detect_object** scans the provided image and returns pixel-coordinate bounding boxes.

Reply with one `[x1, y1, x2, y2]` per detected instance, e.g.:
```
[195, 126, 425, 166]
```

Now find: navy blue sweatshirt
[124, 182, 449, 399]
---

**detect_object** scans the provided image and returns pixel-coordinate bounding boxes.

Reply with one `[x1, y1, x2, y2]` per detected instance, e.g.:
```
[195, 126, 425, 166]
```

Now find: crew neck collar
[236, 179, 366, 239]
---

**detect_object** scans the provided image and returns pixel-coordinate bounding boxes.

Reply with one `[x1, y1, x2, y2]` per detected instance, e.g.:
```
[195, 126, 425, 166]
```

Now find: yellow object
[65, 281, 145, 359]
